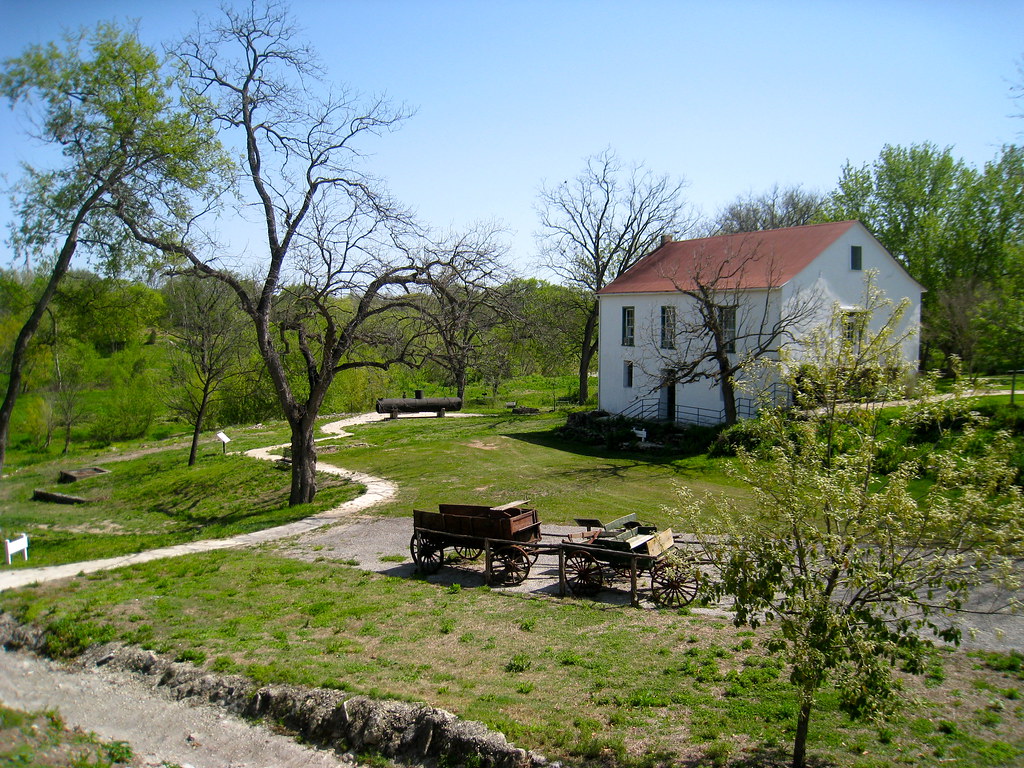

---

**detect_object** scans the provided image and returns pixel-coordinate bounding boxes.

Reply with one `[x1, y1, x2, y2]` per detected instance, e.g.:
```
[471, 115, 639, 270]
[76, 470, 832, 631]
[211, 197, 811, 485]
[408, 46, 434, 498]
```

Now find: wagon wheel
[650, 559, 699, 608]
[565, 550, 603, 596]
[453, 545, 483, 561]
[410, 532, 444, 574]
[610, 561, 635, 581]
[492, 545, 531, 586]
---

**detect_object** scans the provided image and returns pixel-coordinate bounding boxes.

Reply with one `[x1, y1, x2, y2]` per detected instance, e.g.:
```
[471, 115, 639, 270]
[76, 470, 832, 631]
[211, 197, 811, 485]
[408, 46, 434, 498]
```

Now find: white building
[596, 221, 923, 424]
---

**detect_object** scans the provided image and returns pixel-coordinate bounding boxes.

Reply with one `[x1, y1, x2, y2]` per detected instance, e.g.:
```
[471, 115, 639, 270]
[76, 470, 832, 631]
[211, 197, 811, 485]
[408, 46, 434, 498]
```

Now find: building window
[717, 305, 736, 354]
[851, 245, 863, 271]
[841, 310, 866, 351]
[624, 361, 634, 388]
[621, 306, 635, 346]
[660, 306, 676, 349]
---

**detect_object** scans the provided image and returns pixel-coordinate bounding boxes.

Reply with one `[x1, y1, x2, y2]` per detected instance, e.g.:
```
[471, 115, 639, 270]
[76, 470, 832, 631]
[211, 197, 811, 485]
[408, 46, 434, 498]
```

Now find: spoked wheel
[492, 545, 531, 586]
[650, 559, 700, 608]
[565, 550, 603, 596]
[453, 545, 484, 561]
[410, 532, 444, 574]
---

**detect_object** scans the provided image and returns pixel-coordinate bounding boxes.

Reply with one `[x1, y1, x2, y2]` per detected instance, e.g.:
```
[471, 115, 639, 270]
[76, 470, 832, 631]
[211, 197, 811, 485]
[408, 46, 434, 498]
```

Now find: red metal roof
[598, 221, 858, 294]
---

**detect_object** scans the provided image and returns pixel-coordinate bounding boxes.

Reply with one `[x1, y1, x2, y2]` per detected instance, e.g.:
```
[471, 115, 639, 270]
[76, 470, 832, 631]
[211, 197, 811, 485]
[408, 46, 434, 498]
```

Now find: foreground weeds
[0, 704, 137, 767]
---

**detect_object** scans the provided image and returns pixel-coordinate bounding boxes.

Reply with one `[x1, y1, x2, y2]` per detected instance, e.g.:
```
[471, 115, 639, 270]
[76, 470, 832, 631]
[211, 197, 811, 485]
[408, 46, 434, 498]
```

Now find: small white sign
[5, 533, 28, 565]
[216, 431, 231, 444]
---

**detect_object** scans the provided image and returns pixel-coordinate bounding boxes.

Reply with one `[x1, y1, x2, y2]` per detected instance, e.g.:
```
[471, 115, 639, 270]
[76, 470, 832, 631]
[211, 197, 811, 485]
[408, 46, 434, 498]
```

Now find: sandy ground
[268, 514, 1024, 652]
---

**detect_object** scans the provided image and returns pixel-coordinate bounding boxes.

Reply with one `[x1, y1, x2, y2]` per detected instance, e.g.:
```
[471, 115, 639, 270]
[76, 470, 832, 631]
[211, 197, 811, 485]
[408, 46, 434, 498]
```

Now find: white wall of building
[597, 222, 922, 423]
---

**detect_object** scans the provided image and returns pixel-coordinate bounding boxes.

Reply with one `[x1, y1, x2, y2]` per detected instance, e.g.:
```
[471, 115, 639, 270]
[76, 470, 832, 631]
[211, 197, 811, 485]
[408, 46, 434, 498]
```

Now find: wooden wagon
[561, 514, 698, 607]
[410, 501, 542, 585]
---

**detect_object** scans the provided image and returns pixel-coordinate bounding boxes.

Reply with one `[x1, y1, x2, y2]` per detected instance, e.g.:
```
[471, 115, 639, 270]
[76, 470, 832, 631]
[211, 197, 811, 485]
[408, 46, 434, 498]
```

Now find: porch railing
[616, 384, 790, 427]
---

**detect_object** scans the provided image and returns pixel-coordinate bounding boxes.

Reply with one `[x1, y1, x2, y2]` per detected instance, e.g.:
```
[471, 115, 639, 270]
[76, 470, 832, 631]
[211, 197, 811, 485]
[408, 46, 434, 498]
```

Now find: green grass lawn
[0, 445, 361, 567]
[1, 408, 1022, 766]
[317, 412, 748, 528]
[3, 550, 1020, 768]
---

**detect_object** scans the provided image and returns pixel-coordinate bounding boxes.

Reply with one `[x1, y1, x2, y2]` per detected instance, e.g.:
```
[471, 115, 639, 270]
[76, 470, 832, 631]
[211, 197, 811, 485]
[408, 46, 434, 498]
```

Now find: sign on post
[216, 431, 231, 454]
[5, 534, 28, 565]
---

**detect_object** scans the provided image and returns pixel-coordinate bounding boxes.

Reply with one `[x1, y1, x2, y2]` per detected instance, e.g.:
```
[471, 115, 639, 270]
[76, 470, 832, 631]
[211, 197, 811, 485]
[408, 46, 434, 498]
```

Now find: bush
[792, 362, 907, 406]
[707, 418, 768, 457]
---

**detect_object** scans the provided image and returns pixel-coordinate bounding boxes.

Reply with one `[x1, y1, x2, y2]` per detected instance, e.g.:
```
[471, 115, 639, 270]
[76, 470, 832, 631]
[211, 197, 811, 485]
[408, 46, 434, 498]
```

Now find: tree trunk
[0, 248, 78, 475]
[188, 386, 212, 467]
[719, 358, 738, 425]
[455, 364, 468, 402]
[288, 419, 318, 506]
[577, 305, 599, 405]
[0, 187, 102, 477]
[792, 696, 813, 768]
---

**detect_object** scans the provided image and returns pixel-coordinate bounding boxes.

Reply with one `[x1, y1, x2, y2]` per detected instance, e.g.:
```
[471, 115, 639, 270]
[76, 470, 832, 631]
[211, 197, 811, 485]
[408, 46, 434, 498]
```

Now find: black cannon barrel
[375, 397, 463, 414]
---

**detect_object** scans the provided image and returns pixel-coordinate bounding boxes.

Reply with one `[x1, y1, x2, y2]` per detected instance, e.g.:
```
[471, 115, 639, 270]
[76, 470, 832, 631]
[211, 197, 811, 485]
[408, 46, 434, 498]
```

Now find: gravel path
[0, 412, 412, 593]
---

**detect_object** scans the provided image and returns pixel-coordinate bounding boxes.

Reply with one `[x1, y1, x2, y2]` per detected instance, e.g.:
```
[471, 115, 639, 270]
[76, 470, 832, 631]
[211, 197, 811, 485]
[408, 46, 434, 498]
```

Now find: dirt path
[0, 648, 357, 768]
[0, 413, 405, 593]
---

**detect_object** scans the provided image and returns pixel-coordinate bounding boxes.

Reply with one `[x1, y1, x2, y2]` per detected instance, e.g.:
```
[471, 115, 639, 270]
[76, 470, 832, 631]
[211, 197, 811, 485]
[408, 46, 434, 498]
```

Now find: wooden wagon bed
[410, 501, 541, 585]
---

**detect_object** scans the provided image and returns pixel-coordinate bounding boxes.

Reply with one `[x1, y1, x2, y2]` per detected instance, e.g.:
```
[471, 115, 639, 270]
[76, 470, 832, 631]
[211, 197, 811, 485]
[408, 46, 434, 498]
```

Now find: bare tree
[163, 275, 251, 466]
[48, 348, 90, 455]
[417, 225, 517, 400]
[649, 238, 821, 424]
[115, 3, 454, 504]
[713, 184, 824, 234]
[537, 149, 691, 403]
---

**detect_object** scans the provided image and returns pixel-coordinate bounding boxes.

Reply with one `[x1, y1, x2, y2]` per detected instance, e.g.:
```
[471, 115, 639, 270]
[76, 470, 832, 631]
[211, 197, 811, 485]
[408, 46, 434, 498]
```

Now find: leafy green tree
[47, 340, 93, 454]
[821, 143, 1023, 368]
[89, 346, 159, 443]
[976, 248, 1024, 400]
[55, 273, 164, 355]
[676, 282, 1024, 768]
[0, 23, 222, 475]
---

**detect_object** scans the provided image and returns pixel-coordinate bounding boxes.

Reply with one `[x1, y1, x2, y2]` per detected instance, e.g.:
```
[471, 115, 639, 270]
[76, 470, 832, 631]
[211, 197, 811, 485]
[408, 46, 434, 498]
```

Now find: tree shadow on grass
[502, 429, 713, 479]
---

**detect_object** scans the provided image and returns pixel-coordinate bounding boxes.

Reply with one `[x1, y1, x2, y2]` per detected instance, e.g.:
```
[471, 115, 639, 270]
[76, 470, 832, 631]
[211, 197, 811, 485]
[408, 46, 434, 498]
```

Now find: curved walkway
[0, 413, 413, 593]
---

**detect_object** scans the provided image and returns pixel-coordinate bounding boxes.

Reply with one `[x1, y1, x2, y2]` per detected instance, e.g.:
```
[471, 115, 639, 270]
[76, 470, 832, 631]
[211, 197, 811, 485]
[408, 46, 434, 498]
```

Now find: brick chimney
[660, 234, 673, 247]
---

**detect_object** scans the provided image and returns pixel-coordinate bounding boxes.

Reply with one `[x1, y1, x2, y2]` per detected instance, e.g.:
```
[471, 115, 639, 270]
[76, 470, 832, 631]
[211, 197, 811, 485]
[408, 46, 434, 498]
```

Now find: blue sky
[1, 0, 1021, 273]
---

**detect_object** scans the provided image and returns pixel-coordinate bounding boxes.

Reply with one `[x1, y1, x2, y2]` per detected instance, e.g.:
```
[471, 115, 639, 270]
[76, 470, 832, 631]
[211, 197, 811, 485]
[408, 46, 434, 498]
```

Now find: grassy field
[2, 550, 1021, 768]
[314, 411, 747, 527]
[0, 441, 362, 567]
[0, 408, 1022, 766]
